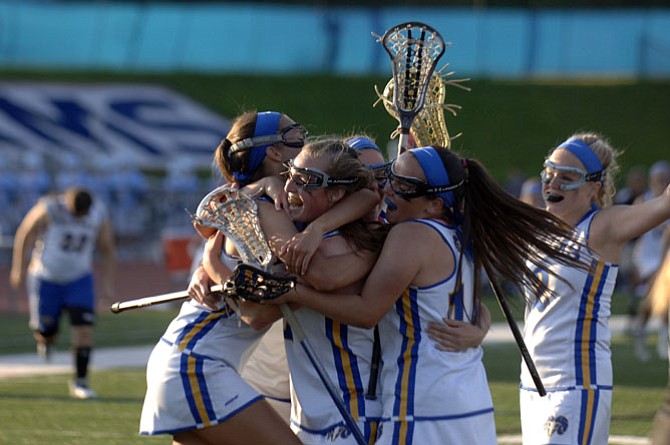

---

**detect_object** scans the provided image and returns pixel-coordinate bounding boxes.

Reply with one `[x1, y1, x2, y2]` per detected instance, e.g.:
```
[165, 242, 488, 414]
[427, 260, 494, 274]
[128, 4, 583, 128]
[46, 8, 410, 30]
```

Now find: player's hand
[9, 267, 24, 290]
[187, 264, 219, 310]
[279, 226, 322, 275]
[426, 303, 491, 351]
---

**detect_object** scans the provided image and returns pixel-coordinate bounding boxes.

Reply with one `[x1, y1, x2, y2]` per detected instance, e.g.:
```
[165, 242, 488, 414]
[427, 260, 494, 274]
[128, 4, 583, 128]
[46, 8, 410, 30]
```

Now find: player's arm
[9, 201, 48, 289]
[280, 188, 379, 275]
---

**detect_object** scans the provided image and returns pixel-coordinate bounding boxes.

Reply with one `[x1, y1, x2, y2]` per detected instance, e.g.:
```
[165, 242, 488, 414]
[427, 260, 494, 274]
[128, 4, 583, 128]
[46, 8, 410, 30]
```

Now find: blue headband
[232, 111, 281, 185]
[558, 138, 602, 174]
[411, 146, 456, 208]
[348, 137, 382, 154]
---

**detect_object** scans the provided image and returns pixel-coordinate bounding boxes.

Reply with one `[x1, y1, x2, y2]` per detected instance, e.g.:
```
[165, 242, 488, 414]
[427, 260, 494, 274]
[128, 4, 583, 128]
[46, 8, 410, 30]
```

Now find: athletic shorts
[374, 409, 497, 445]
[520, 387, 612, 445]
[139, 338, 263, 435]
[28, 273, 95, 333]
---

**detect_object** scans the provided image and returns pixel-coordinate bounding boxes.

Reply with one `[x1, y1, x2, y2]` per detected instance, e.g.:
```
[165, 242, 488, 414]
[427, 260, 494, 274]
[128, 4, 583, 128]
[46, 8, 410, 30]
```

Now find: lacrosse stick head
[378, 72, 450, 149]
[191, 186, 273, 269]
[381, 22, 445, 134]
[223, 263, 295, 303]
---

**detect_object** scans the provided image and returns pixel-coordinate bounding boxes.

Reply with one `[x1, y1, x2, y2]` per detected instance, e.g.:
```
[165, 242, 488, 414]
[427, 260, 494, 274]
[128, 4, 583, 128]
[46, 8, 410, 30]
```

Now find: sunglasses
[540, 160, 603, 191]
[388, 160, 462, 200]
[282, 159, 359, 190]
[230, 123, 308, 153]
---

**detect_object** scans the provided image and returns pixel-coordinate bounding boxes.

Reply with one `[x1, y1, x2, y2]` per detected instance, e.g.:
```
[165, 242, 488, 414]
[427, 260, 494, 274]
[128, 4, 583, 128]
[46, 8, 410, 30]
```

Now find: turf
[0, 311, 666, 444]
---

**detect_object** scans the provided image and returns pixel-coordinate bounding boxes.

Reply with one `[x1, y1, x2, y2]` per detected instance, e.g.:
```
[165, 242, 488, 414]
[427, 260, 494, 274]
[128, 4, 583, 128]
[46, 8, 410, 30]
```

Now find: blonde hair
[568, 132, 621, 208]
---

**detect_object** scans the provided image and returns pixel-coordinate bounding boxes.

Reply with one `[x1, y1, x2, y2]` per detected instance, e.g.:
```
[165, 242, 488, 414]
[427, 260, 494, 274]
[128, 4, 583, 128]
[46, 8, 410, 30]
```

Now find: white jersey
[522, 208, 618, 391]
[376, 219, 496, 444]
[31, 194, 106, 283]
[283, 231, 381, 444]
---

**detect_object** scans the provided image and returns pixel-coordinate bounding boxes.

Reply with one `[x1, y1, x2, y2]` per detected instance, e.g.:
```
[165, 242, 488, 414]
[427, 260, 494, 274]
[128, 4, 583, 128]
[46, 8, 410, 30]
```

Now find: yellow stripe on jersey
[186, 355, 212, 427]
[398, 288, 416, 423]
[580, 389, 596, 444]
[580, 260, 604, 389]
[331, 320, 360, 419]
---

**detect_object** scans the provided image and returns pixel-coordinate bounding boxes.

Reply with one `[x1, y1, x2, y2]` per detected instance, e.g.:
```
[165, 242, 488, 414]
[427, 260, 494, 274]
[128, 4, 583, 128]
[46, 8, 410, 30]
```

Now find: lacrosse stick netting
[378, 21, 445, 154]
[374, 68, 471, 149]
[192, 186, 273, 268]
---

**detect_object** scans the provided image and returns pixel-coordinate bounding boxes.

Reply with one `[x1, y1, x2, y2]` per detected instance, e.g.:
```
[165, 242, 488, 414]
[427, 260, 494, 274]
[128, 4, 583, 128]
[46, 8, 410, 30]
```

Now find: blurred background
[1, 0, 670, 310]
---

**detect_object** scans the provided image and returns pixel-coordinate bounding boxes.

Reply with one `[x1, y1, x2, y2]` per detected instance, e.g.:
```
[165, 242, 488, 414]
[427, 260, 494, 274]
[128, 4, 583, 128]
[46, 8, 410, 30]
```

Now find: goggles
[230, 123, 308, 153]
[388, 160, 463, 200]
[282, 159, 359, 190]
[367, 161, 390, 188]
[540, 160, 603, 191]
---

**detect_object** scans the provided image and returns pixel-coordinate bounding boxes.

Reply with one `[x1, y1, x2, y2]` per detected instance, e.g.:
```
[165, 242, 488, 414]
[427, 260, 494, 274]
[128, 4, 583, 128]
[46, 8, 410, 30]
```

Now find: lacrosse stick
[192, 187, 368, 445]
[377, 21, 446, 155]
[110, 284, 224, 313]
[109, 187, 295, 311]
[483, 263, 547, 396]
[374, 66, 471, 150]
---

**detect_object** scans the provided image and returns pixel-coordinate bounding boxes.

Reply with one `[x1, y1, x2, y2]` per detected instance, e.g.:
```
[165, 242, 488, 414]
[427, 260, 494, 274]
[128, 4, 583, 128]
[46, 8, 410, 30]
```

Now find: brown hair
[428, 146, 587, 309]
[213, 110, 267, 184]
[64, 188, 93, 217]
[300, 138, 388, 253]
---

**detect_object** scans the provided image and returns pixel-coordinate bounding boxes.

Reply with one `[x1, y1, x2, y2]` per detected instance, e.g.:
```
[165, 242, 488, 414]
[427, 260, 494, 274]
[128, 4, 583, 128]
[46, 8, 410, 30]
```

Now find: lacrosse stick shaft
[398, 131, 411, 155]
[485, 272, 546, 397]
[110, 285, 224, 314]
[279, 304, 367, 445]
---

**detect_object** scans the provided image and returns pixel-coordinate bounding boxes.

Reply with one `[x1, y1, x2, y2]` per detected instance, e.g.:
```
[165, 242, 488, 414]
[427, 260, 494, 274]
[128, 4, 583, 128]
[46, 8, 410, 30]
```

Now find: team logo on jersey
[325, 424, 352, 442]
[544, 415, 569, 437]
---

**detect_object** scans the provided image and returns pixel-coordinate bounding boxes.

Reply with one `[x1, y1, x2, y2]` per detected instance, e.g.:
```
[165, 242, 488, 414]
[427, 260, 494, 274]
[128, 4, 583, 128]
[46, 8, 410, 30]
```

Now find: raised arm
[591, 183, 670, 262]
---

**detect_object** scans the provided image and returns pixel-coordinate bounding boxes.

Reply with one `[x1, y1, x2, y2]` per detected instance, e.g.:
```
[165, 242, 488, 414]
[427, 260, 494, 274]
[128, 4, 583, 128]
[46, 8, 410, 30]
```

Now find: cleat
[69, 379, 97, 400]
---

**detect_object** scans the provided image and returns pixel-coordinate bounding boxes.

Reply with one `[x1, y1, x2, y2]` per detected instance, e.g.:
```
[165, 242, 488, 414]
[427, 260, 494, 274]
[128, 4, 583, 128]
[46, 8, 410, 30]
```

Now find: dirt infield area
[0, 261, 188, 315]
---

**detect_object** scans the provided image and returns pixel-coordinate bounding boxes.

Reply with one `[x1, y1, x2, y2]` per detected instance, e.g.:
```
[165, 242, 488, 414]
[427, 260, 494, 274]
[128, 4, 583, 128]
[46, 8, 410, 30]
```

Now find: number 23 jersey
[32, 195, 107, 283]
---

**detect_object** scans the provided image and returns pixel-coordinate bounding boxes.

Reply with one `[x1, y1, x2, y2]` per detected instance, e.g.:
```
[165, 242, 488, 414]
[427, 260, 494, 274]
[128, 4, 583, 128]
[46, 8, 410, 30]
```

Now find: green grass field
[0, 303, 667, 444]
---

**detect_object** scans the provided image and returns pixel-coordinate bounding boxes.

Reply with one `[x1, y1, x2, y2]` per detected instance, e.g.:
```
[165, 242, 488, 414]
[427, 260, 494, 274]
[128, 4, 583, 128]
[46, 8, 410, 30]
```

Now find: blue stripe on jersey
[574, 259, 607, 388]
[578, 388, 600, 444]
[325, 318, 365, 420]
[392, 288, 421, 422]
[175, 307, 235, 353]
[180, 353, 219, 428]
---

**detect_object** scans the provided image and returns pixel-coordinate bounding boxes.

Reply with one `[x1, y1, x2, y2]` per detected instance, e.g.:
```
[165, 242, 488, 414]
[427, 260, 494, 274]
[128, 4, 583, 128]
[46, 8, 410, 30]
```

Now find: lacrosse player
[519, 133, 670, 445]
[233, 138, 387, 445]
[10, 187, 115, 399]
[141, 112, 379, 445]
[140, 111, 304, 445]
[272, 145, 587, 444]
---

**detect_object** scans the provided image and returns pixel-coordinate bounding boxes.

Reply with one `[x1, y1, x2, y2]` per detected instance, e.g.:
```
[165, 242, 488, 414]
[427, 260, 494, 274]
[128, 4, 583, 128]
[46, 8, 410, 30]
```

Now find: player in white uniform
[10, 187, 115, 399]
[277, 145, 583, 444]
[140, 111, 305, 445]
[520, 133, 670, 444]
[238, 139, 386, 445]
